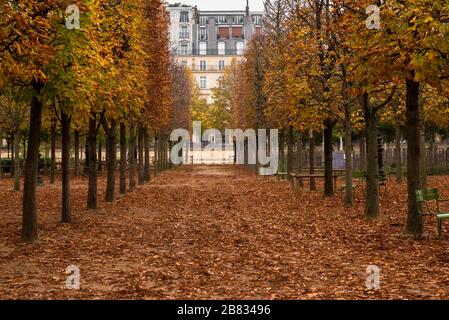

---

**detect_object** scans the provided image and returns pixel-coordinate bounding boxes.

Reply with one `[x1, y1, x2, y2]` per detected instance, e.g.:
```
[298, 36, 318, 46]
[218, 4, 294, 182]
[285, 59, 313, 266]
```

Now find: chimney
[246, 0, 249, 17]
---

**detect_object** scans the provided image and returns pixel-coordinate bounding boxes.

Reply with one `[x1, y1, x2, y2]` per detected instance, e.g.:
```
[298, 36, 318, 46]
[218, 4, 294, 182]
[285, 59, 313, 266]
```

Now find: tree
[0, 1, 61, 242]
[0, 92, 29, 191]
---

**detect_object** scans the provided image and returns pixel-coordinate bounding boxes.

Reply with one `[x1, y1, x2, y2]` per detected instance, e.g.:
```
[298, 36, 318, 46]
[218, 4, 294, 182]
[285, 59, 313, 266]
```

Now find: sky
[175, 0, 265, 11]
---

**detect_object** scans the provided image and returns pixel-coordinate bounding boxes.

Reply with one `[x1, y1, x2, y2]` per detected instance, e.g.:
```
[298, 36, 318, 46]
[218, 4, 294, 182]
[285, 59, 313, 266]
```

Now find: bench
[276, 171, 288, 181]
[416, 188, 449, 239]
[289, 173, 339, 191]
[0, 165, 12, 175]
[339, 182, 359, 198]
[387, 166, 407, 177]
[298, 168, 346, 176]
[358, 172, 388, 194]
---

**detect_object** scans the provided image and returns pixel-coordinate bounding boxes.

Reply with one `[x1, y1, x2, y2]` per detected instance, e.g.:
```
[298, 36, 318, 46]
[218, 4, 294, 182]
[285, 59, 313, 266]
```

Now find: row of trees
[223, 0, 449, 237]
[0, 1, 191, 242]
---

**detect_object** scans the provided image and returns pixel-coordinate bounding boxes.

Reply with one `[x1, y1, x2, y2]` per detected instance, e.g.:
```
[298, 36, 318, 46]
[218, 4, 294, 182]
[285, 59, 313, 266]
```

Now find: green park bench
[416, 188, 449, 239]
[289, 172, 339, 191]
[276, 171, 288, 181]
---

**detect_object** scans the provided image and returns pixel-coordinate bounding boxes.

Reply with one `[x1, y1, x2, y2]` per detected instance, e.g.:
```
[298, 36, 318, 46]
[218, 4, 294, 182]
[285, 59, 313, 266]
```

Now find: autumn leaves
[224, 0, 449, 236]
[0, 1, 189, 242]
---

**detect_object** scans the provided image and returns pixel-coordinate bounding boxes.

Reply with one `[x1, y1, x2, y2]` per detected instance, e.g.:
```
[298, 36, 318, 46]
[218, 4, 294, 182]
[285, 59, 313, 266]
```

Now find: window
[232, 27, 243, 39]
[252, 15, 262, 25]
[179, 43, 188, 55]
[199, 27, 208, 41]
[236, 42, 244, 55]
[181, 60, 187, 67]
[199, 42, 207, 55]
[199, 16, 208, 25]
[217, 76, 224, 88]
[232, 15, 244, 24]
[180, 11, 189, 23]
[218, 60, 225, 71]
[218, 27, 229, 40]
[217, 16, 227, 24]
[200, 60, 207, 71]
[180, 25, 189, 39]
[199, 76, 207, 89]
[218, 42, 226, 55]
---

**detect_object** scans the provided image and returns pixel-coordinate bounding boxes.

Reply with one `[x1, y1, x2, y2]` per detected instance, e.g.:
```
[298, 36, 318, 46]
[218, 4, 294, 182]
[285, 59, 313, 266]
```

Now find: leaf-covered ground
[1, 165, 449, 299]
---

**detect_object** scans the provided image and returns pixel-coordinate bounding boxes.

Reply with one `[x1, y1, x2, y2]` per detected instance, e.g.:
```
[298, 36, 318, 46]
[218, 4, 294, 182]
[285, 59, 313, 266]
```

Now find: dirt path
[1, 165, 449, 299]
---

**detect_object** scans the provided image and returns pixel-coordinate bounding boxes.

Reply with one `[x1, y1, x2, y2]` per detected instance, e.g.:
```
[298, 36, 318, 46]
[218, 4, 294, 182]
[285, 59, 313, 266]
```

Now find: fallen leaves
[1, 166, 449, 299]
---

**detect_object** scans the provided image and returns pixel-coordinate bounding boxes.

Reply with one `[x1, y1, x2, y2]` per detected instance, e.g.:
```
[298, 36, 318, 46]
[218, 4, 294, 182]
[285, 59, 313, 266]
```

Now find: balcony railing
[179, 32, 190, 39]
[177, 49, 243, 56]
[217, 34, 245, 40]
[189, 66, 226, 72]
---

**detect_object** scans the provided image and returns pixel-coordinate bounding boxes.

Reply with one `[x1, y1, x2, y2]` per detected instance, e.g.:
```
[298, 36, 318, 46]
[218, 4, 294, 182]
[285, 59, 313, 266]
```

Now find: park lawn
[1, 165, 449, 299]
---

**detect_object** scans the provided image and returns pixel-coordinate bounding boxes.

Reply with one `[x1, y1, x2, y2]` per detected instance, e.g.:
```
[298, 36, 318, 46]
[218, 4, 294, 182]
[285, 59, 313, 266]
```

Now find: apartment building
[167, 2, 264, 103]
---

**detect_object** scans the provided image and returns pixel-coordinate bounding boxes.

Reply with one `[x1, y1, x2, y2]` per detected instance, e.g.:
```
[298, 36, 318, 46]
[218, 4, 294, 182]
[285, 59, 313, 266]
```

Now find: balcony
[179, 32, 190, 39]
[217, 34, 244, 40]
[189, 65, 226, 72]
[177, 49, 241, 56]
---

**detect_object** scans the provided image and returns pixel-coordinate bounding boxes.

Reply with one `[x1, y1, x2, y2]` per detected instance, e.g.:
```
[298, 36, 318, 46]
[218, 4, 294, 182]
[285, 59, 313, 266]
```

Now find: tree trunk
[98, 139, 102, 171]
[105, 119, 117, 202]
[138, 124, 145, 185]
[323, 119, 334, 197]
[87, 113, 97, 210]
[84, 138, 89, 173]
[296, 134, 303, 187]
[128, 118, 136, 192]
[22, 138, 26, 167]
[308, 131, 316, 191]
[159, 135, 164, 172]
[10, 135, 14, 177]
[119, 121, 127, 195]
[13, 133, 20, 191]
[419, 121, 427, 188]
[344, 113, 353, 207]
[61, 111, 71, 223]
[0, 135, 3, 178]
[279, 130, 285, 172]
[162, 137, 167, 171]
[359, 135, 366, 173]
[144, 129, 150, 182]
[22, 81, 44, 242]
[430, 132, 437, 168]
[406, 78, 423, 236]
[163, 138, 168, 170]
[394, 125, 402, 184]
[50, 116, 56, 184]
[154, 135, 159, 177]
[74, 130, 80, 177]
[287, 126, 294, 181]
[363, 93, 380, 218]
[160, 137, 165, 172]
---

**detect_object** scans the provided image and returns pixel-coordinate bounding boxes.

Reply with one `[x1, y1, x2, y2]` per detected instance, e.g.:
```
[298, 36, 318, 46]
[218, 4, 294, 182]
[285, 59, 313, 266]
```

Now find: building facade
[167, 2, 264, 103]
